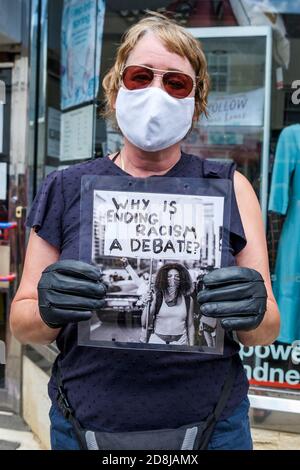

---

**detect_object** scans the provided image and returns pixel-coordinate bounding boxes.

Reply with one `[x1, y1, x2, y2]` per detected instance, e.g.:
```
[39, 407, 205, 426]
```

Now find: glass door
[183, 26, 272, 225]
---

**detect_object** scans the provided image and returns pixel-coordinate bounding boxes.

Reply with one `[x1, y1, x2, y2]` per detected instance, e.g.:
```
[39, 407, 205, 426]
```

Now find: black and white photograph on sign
[78, 176, 231, 354]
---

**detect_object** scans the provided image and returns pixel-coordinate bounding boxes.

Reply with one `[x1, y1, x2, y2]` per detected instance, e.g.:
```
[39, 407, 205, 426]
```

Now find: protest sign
[78, 175, 232, 354]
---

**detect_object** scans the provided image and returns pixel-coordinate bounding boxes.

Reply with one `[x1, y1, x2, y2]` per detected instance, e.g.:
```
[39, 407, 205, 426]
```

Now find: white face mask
[115, 86, 195, 152]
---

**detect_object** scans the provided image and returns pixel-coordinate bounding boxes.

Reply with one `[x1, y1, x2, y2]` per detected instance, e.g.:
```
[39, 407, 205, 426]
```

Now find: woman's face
[123, 32, 196, 98]
[167, 268, 180, 288]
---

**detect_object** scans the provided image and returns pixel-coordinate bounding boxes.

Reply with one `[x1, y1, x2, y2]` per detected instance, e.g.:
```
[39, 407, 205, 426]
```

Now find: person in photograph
[140, 263, 194, 346]
[183, 260, 199, 290]
[199, 315, 217, 348]
[10, 11, 279, 450]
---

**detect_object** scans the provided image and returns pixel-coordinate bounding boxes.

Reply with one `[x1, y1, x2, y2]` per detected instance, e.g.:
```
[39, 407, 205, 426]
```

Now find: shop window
[207, 51, 229, 92]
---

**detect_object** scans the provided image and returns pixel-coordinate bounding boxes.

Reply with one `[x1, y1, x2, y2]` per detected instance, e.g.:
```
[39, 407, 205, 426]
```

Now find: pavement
[0, 410, 43, 450]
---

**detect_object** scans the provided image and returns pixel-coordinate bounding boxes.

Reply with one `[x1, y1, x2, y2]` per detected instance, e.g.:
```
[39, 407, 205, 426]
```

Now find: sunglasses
[120, 64, 197, 99]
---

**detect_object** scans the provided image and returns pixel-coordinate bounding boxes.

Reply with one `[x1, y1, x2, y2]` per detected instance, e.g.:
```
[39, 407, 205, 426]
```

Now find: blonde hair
[101, 11, 209, 126]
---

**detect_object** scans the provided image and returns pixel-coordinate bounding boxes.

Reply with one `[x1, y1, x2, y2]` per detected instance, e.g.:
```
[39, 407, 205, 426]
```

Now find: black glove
[37, 259, 107, 328]
[197, 266, 267, 332]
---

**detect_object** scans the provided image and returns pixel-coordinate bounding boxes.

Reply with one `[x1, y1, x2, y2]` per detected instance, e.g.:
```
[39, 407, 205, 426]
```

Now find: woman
[10, 12, 279, 450]
[141, 263, 194, 346]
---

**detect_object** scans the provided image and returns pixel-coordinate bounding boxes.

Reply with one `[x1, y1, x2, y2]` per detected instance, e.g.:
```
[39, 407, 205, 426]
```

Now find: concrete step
[0, 410, 43, 450]
[0, 411, 30, 431]
[0, 439, 20, 450]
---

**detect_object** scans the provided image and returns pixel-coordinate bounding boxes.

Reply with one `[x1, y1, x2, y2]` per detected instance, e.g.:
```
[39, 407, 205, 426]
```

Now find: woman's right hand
[141, 290, 153, 306]
[37, 259, 107, 328]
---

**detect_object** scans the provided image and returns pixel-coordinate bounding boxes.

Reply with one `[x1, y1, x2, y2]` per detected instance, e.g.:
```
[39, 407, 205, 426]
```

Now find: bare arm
[10, 229, 61, 344]
[123, 261, 143, 287]
[233, 171, 280, 346]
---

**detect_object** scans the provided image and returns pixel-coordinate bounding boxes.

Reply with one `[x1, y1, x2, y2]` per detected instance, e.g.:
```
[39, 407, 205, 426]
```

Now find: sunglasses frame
[120, 64, 199, 98]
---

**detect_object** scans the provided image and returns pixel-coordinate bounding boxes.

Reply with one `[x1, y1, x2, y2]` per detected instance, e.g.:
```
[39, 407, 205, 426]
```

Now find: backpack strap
[184, 294, 190, 314]
[184, 295, 191, 341]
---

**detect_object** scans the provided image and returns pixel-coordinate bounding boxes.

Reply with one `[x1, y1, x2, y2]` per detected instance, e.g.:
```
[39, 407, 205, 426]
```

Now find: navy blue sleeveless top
[26, 152, 249, 432]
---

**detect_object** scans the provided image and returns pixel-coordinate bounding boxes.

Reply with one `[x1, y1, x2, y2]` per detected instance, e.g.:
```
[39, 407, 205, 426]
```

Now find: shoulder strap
[198, 356, 237, 450]
[56, 367, 87, 450]
[55, 354, 237, 451]
[184, 294, 190, 313]
[111, 150, 120, 162]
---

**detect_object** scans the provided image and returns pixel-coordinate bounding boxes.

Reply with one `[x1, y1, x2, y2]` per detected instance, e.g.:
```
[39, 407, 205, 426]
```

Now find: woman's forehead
[126, 32, 194, 75]
[168, 268, 180, 274]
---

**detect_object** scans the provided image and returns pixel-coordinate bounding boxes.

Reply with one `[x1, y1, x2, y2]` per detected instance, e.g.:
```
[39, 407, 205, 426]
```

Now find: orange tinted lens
[163, 72, 193, 98]
[122, 66, 153, 90]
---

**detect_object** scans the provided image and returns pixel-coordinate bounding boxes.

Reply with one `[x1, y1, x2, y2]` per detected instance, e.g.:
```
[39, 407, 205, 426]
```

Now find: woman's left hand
[197, 266, 267, 332]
